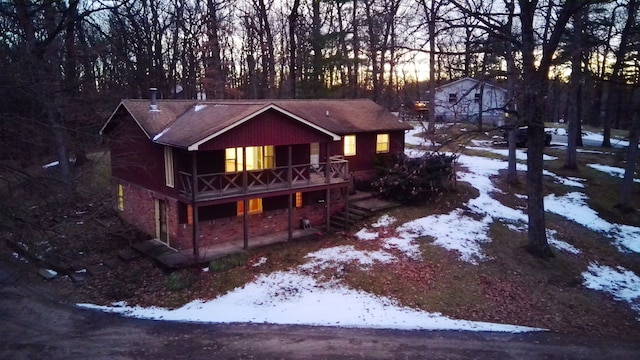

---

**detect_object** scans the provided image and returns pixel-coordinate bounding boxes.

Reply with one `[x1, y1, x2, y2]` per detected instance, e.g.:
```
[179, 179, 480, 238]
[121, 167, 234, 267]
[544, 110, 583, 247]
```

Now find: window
[164, 147, 174, 188]
[376, 134, 389, 153]
[117, 184, 124, 211]
[310, 143, 319, 166]
[225, 146, 274, 172]
[295, 192, 303, 208]
[449, 93, 457, 104]
[237, 198, 263, 215]
[187, 205, 193, 225]
[344, 135, 356, 156]
[474, 93, 481, 103]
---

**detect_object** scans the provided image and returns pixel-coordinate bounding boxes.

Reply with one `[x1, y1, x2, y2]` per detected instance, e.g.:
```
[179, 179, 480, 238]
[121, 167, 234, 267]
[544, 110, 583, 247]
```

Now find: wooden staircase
[330, 205, 372, 230]
[329, 192, 400, 230]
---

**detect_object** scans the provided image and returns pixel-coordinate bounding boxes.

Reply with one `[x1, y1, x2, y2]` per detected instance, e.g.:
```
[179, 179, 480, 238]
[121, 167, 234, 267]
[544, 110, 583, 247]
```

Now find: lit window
[376, 134, 389, 153]
[237, 198, 263, 215]
[117, 184, 124, 211]
[187, 205, 193, 225]
[449, 93, 457, 104]
[164, 147, 174, 188]
[225, 146, 274, 172]
[344, 135, 356, 156]
[295, 192, 302, 208]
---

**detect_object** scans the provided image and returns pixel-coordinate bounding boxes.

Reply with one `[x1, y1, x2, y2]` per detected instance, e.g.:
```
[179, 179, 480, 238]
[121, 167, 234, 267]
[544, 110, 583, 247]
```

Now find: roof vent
[326, 110, 330, 117]
[149, 87, 159, 111]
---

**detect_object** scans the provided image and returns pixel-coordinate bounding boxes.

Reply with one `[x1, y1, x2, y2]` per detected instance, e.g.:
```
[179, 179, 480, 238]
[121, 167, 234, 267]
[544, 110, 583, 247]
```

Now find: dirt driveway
[1, 257, 640, 360]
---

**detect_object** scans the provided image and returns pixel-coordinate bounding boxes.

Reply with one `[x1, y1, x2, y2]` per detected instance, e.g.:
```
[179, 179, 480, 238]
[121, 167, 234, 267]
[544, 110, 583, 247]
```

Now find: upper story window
[376, 134, 389, 153]
[225, 145, 274, 172]
[344, 135, 356, 156]
[164, 146, 174, 188]
[474, 93, 481, 103]
[448, 93, 457, 104]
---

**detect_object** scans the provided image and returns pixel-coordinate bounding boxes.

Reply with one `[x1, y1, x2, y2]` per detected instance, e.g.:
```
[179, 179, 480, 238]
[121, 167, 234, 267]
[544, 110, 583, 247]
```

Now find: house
[100, 96, 411, 263]
[433, 77, 508, 126]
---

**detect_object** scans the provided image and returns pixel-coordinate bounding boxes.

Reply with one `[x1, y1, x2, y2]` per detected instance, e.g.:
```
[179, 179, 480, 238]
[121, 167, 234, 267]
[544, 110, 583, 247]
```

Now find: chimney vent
[149, 87, 158, 111]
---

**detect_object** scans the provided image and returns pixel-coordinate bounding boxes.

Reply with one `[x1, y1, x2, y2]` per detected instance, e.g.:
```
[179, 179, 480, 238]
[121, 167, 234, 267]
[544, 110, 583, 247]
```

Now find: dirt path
[1, 257, 640, 360]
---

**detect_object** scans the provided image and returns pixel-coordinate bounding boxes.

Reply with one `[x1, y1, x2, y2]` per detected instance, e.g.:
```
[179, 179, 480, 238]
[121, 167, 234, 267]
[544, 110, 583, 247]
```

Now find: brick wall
[113, 179, 184, 248]
[114, 179, 346, 251]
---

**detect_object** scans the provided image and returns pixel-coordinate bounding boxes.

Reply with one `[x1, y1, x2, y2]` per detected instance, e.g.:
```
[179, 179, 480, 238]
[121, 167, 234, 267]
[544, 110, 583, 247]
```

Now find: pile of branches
[372, 152, 457, 204]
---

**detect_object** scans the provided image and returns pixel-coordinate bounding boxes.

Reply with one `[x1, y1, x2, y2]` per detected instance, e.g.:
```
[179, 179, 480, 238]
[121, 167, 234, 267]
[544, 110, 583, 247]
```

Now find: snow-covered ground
[77, 124, 640, 331]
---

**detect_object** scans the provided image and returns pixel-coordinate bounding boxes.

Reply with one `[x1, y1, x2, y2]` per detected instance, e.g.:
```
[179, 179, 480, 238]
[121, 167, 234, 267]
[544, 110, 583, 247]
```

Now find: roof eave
[187, 103, 341, 151]
[99, 101, 152, 139]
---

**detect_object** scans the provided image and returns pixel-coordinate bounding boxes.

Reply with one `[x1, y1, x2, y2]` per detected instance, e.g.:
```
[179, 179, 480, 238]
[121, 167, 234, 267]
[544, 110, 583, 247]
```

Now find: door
[156, 199, 169, 245]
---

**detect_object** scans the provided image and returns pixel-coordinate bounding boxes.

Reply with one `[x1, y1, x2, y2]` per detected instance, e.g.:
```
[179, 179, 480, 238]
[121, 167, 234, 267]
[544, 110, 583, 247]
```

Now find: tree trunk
[565, 5, 585, 170]
[616, 100, 640, 211]
[289, 0, 300, 98]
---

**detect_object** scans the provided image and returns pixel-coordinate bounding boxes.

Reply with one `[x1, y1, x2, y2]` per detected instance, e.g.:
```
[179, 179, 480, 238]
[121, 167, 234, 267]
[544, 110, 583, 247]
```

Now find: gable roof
[101, 99, 411, 150]
[435, 77, 507, 93]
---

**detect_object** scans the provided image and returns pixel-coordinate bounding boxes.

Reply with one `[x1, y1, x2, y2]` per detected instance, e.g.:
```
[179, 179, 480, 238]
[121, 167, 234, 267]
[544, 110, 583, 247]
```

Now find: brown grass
[16, 138, 640, 340]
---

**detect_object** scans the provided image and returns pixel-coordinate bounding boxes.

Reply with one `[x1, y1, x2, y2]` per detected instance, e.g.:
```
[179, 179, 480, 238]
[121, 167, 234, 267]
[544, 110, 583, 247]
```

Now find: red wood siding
[197, 109, 335, 150]
[107, 108, 178, 197]
[328, 130, 404, 173]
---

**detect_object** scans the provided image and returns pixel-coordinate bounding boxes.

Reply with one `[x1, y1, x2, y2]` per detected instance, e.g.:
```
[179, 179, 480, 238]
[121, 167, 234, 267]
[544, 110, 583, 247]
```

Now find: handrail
[178, 160, 349, 201]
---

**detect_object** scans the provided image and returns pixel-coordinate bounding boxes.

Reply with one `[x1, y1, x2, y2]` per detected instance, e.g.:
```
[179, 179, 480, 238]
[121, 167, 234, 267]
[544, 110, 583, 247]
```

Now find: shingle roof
[101, 99, 411, 150]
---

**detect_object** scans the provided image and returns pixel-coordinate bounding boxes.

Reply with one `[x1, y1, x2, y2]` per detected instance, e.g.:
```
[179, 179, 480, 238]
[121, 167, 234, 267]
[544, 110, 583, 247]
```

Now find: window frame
[237, 198, 263, 215]
[376, 133, 390, 153]
[164, 146, 174, 188]
[117, 184, 124, 211]
[343, 135, 356, 156]
[225, 146, 275, 172]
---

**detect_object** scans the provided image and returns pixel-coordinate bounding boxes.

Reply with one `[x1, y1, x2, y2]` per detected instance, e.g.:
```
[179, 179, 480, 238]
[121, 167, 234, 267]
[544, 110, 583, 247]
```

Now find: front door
[156, 199, 169, 245]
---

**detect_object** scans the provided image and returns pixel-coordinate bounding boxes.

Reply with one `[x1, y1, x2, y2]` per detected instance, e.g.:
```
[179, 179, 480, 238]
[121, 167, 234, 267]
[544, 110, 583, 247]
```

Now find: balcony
[178, 159, 349, 202]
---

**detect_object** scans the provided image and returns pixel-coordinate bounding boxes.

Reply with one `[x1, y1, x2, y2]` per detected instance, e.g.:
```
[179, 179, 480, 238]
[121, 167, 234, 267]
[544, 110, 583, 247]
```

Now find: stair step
[348, 207, 370, 217]
[331, 213, 361, 223]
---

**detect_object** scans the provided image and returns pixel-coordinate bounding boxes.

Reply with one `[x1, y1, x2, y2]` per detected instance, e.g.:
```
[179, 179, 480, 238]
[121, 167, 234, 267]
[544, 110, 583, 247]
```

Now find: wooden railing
[178, 159, 349, 201]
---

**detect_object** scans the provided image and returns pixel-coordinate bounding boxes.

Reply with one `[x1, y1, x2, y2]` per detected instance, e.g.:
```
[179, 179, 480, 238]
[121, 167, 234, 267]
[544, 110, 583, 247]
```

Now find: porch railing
[178, 159, 349, 201]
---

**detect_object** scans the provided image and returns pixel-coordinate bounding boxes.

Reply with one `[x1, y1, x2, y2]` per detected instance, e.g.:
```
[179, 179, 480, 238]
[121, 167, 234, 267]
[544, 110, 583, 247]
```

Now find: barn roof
[100, 99, 411, 150]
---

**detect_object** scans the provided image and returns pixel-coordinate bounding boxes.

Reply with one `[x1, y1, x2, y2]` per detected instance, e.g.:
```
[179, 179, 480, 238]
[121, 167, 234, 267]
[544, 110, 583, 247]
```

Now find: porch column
[344, 187, 349, 226]
[287, 145, 292, 186]
[288, 193, 293, 241]
[326, 188, 331, 232]
[288, 145, 293, 241]
[243, 198, 249, 250]
[191, 152, 199, 261]
[324, 142, 330, 183]
[242, 147, 249, 250]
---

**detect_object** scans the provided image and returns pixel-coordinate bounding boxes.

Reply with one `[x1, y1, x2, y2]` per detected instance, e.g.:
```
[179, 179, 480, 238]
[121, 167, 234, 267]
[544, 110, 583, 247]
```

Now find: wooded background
[0, 0, 638, 257]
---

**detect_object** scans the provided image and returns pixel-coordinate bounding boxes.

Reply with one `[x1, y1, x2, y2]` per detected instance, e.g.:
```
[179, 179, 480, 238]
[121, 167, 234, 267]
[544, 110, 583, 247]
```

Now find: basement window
[117, 184, 124, 211]
[237, 198, 263, 215]
[295, 192, 303, 208]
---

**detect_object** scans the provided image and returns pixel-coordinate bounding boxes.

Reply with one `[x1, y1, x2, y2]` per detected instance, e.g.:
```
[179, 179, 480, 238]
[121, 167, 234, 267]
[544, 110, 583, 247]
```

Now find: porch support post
[243, 198, 249, 250]
[324, 143, 330, 183]
[191, 152, 199, 261]
[326, 188, 331, 232]
[288, 193, 293, 241]
[287, 145, 292, 186]
[344, 186, 349, 226]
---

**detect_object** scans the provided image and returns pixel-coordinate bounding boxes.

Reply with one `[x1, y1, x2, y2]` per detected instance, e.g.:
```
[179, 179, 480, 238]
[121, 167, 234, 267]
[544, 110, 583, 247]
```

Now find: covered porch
[132, 227, 320, 268]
